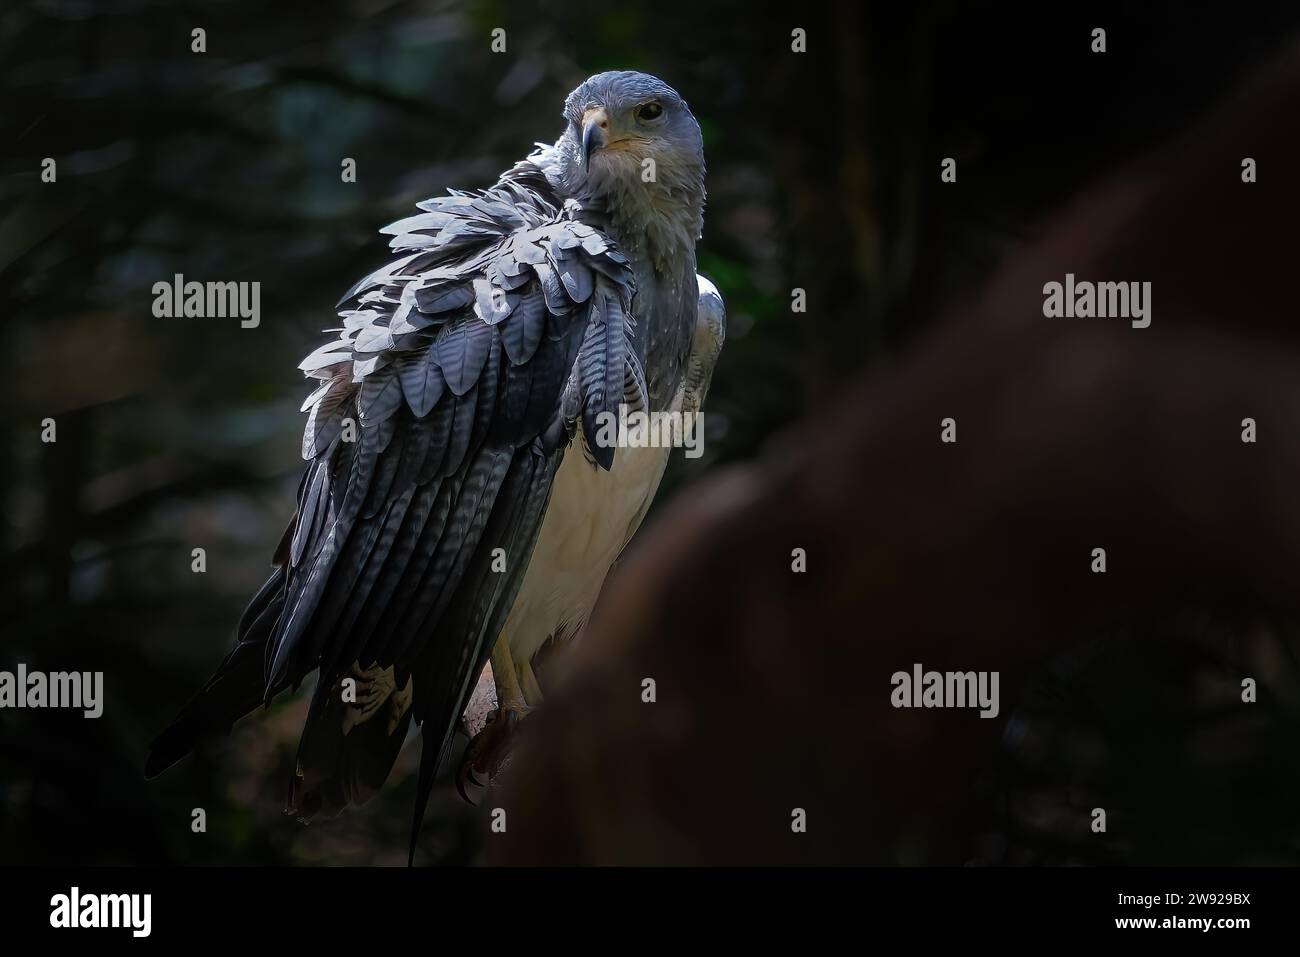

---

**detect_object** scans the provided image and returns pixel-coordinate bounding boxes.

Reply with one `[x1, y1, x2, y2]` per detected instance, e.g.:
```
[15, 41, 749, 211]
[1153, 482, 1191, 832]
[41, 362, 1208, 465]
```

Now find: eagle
[145, 71, 725, 860]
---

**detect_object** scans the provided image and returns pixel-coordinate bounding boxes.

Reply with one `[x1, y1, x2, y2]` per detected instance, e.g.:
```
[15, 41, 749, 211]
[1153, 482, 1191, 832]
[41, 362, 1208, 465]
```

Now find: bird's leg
[490, 637, 528, 715]
[458, 637, 531, 798]
[519, 657, 545, 708]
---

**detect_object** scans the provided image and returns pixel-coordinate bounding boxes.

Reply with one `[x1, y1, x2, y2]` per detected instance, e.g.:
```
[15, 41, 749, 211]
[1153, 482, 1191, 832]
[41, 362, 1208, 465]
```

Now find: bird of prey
[145, 71, 725, 859]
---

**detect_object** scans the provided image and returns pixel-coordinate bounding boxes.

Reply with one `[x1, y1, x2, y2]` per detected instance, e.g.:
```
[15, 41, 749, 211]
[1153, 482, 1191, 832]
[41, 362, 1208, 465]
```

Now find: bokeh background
[4, 0, 1300, 864]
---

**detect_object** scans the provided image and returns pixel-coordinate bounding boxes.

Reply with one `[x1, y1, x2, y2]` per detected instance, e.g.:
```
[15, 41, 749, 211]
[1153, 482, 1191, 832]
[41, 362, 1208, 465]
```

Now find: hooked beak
[580, 107, 610, 167]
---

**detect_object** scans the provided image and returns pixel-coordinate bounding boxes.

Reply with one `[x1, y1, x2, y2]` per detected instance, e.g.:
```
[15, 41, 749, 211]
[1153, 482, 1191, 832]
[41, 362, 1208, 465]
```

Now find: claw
[456, 770, 473, 804]
[456, 706, 529, 803]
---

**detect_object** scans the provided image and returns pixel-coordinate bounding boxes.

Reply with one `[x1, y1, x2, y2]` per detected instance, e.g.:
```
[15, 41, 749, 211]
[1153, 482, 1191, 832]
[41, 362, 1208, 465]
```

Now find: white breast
[501, 273, 725, 668]
[503, 427, 673, 665]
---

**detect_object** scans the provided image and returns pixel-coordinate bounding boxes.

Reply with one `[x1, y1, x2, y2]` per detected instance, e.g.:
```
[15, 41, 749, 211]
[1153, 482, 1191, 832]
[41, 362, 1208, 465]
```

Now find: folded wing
[147, 165, 644, 856]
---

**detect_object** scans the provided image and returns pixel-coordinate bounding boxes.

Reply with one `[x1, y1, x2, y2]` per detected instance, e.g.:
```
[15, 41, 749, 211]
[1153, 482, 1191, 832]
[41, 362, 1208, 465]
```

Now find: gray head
[553, 71, 706, 269]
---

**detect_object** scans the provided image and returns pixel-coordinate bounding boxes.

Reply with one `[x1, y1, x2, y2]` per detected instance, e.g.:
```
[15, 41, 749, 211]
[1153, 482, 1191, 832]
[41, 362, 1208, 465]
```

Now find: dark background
[3, 0, 1299, 864]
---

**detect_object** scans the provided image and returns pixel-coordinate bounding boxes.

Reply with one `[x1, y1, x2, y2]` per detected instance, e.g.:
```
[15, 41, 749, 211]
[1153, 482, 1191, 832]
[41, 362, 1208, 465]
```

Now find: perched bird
[145, 71, 725, 859]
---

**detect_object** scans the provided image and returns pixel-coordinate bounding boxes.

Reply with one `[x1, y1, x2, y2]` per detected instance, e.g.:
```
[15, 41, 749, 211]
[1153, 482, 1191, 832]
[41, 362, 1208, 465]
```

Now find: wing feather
[149, 162, 644, 848]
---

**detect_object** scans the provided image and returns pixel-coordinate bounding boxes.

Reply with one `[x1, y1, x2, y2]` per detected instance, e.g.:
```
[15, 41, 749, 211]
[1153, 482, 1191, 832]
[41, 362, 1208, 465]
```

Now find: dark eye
[636, 102, 664, 122]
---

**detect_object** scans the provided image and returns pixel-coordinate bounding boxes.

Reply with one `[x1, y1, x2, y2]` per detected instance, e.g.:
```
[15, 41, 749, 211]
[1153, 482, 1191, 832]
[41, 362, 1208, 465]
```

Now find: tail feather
[286, 676, 413, 822]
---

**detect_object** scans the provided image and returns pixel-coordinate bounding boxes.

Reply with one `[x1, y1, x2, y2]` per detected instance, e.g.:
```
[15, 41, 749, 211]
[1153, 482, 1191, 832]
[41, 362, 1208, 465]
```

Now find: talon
[456, 706, 529, 800]
[456, 770, 477, 805]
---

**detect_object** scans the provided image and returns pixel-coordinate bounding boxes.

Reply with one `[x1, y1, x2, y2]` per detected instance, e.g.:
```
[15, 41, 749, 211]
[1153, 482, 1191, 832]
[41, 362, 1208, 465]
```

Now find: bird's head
[555, 71, 706, 264]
